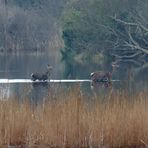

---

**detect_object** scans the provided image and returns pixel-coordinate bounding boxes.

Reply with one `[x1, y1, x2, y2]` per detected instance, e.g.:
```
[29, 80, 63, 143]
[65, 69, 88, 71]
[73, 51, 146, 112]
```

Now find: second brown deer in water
[90, 62, 119, 89]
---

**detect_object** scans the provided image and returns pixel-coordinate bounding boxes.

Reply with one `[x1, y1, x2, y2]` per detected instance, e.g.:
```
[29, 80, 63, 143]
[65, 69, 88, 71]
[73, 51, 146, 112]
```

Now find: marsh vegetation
[0, 88, 148, 147]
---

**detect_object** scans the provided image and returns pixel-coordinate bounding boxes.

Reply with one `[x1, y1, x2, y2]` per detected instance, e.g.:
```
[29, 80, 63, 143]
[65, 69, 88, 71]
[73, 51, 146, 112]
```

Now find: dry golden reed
[0, 88, 148, 147]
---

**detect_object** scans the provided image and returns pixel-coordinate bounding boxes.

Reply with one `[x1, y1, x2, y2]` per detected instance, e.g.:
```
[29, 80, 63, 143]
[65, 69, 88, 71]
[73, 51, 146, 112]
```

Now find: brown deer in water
[31, 64, 53, 81]
[90, 62, 119, 89]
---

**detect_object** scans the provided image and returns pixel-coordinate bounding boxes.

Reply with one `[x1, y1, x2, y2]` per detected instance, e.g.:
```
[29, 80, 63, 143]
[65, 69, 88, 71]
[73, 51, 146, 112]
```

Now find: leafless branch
[126, 28, 148, 54]
[111, 15, 138, 26]
[135, 22, 148, 34]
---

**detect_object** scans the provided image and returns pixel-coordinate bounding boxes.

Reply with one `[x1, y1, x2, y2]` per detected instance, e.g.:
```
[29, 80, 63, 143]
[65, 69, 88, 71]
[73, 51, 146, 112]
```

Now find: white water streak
[0, 79, 120, 84]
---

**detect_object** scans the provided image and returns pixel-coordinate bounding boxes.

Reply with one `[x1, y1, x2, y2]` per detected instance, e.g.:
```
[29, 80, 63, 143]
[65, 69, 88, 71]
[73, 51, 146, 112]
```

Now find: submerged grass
[0, 88, 148, 147]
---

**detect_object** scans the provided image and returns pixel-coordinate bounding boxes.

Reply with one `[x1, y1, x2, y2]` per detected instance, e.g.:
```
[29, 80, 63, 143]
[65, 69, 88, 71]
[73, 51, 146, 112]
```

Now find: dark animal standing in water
[90, 62, 118, 89]
[90, 71, 112, 88]
[31, 64, 53, 81]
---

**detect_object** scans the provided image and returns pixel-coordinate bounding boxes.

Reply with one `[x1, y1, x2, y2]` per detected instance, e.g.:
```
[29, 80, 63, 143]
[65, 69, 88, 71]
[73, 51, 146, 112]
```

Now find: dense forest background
[0, 0, 148, 84]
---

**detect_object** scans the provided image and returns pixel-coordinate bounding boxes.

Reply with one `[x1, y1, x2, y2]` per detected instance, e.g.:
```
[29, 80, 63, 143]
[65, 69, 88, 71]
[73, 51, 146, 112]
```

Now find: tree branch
[111, 16, 138, 26]
[127, 28, 148, 54]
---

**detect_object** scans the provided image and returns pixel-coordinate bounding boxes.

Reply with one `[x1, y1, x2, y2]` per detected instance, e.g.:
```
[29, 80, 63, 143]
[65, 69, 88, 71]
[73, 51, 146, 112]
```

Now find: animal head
[111, 62, 119, 71]
[45, 64, 53, 76]
[31, 73, 34, 77]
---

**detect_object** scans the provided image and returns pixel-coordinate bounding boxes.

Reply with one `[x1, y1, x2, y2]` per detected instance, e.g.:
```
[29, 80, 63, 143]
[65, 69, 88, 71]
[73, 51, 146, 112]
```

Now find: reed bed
[0, 88, 148, 147]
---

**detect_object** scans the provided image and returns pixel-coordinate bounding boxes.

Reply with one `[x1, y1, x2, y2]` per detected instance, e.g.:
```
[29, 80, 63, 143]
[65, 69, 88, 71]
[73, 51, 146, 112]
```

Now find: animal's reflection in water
[90, 84, 113, 101]
[90, 62, 119, 100]
[30, 82, 51, 105]
[30, 64, 53, 105]
[30, 82, 70, 105]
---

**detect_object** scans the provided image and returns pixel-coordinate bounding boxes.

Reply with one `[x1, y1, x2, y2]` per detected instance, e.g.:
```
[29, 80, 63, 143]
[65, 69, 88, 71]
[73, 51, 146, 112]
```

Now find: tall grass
[0, 89, 148, 147]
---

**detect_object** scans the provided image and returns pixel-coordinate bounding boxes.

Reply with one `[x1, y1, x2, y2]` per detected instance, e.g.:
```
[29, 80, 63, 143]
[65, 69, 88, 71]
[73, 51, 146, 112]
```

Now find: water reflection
[0, 52, 62, 79]
[0, 82, 50, 103]
[0, 51, 147, 102]
[0, 84, 10, 100]
[0, 51, 62, 102]
[63, 59, 148, 91]
[0, 82, 91, 102]
[30, 82, 50, 105]
[0, 79, 147, 104]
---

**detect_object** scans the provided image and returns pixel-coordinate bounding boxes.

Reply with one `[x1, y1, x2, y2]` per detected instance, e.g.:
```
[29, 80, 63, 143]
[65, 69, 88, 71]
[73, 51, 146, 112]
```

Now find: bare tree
[104, 11, 148, 76]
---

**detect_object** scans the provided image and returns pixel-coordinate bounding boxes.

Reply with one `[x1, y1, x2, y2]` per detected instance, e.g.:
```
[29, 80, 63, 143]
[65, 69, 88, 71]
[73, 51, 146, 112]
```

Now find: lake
[0, 51, 147, 101]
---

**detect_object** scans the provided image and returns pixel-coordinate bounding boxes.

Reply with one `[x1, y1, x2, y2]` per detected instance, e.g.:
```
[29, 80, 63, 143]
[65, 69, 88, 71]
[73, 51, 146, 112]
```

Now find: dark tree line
[61, 0, 148, 79]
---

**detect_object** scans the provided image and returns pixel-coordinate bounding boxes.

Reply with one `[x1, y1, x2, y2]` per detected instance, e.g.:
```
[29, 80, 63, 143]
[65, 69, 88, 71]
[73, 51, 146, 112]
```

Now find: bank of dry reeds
[0, 89, 148, 147]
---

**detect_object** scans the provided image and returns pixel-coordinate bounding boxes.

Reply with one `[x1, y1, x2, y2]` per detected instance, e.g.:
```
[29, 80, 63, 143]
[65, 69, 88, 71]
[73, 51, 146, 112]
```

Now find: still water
[0, 52, 93, 102]
[0, 52, 147, 101]
[0, 51, 63, 100]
